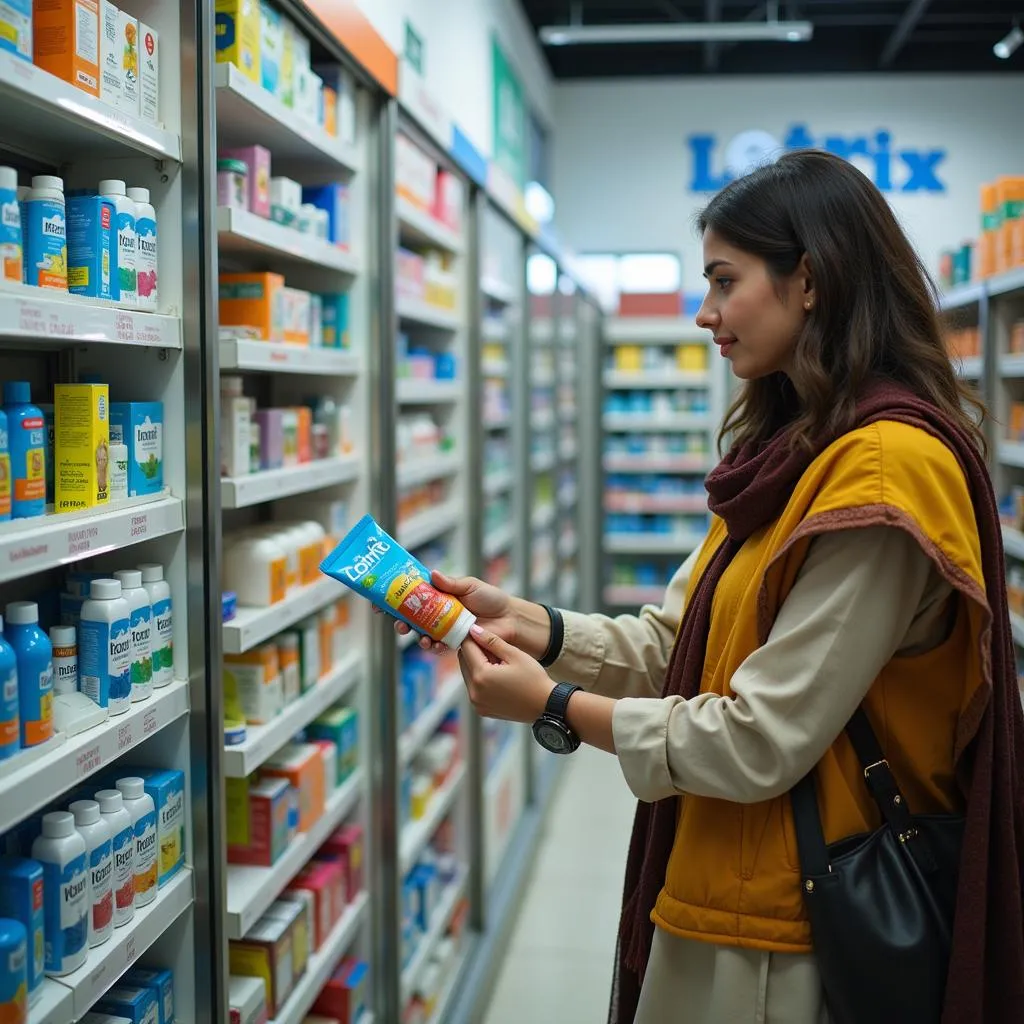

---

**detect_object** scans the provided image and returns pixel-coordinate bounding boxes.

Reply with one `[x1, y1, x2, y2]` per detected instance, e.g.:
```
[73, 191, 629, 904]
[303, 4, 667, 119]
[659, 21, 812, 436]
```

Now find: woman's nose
[695, 297, 718, 330]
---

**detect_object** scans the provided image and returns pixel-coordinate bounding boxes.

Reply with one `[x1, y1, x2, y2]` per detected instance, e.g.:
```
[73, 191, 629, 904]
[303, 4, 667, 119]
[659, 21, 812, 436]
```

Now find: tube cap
[5, 601, 38, 625]
[138, 564, 165, 583]
[115, 570, 143, 590]
[116, 777, 144, 800]
[69, 800, 100, 825]
[90, 579, 122, 600]
[126, 186, 150, 205]
[95, 790, 125, 813]
[442, 607, 477, 649]
[98, 179, 126, 196]
[3, 381, 30, 404]
[41, 811, 75, 838]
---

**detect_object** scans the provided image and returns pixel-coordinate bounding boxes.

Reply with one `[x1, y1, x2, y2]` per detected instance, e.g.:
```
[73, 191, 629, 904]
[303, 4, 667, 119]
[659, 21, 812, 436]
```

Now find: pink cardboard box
[220, 145, 272, 219]
[286, 860, 344, 949]
[316, 822, 364, 901]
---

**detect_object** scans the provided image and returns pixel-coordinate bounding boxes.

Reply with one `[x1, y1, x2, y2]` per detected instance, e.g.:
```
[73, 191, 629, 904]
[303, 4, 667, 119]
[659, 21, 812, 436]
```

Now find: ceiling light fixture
[994, 24, 1023, 59]
[539, 20, 814, 47]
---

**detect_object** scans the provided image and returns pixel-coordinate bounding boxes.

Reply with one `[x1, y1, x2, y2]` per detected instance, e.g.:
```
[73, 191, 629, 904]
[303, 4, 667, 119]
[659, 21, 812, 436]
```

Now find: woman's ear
[798, 253, 815, 311]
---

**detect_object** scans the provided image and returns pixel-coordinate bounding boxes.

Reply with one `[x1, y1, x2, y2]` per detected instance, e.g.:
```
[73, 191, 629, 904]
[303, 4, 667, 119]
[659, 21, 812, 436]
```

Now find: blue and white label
[128, 604, 152, 701]
[40, 854, 88, 972]
[79, 615, 132, 712]
[151, 598, 172, 682]
[114, 209, 136, 305]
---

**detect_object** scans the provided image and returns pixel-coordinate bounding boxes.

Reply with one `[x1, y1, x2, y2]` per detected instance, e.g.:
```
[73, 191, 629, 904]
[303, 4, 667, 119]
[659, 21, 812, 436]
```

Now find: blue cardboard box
[109, 402, 163, 496]
[124, 968, 175, 1024]
[302, 184, 349, 246]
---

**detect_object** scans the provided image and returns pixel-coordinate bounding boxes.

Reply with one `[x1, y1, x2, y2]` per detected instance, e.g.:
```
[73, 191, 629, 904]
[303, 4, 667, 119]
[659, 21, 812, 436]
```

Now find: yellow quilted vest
[653, 420, 988, 952]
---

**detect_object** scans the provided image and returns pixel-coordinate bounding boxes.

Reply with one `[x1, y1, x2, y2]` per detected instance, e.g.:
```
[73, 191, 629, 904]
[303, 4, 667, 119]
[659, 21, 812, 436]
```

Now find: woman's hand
[458, 624, 552, 722]
[394, 572, 518, 653]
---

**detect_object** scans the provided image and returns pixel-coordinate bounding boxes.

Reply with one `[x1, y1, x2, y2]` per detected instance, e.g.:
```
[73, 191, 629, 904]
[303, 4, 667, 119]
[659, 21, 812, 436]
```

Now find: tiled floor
[482, 745, 639, 1024]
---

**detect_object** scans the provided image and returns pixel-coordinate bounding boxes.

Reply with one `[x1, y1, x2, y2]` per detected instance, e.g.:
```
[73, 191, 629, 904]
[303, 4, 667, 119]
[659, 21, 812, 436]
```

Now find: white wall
[353, 0, 554, 155]
[552, 76, 1024, 299]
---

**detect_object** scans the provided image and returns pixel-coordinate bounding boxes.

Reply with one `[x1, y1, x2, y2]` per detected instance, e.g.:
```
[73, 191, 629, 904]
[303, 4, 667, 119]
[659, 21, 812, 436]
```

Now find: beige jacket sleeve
[546, 540, 704, 700]
[612, 526, 953, 805]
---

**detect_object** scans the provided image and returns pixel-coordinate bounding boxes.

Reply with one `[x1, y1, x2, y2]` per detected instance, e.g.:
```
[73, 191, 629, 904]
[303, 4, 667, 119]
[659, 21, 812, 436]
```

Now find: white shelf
[226, 770, 364, 939]
[603, 454, 714, 475]
[219, 338, 361, 376]
[483, 468, 514, 497]
[401, 870, 468, 1005]
[481, 277, 517, 305]
[396, 196, 464, 255]
[1000, 442, 1024, 469]
[221, 456, 360, 509]
[988, 267, 1024, 299]
[397, 297, 461, 332]
[604, 532, 705, 555]
[482, 521, 514, 559]
[0, 282, 181, 349]
[400, 764, 467, 875]
[939, 282, 986, 312]
[224, 654, 362, 778]
[604, 584, 665, 606]
[268, 890, 369, 1024]
[396, 378, 463, 404]
[953, 356, 983, 380]
[1001, 354, 1024, 378]
[52, 869, 193, 1019]
[604, 413, 711, 432]
[531, 504, 557, 531]
[605, 317, 707, 344]
[425, 946, 467, 1024]
[531, 452, 557, 473]
[1003, 526, 1024, 561]
[223, 578, 343, 655]
[0, 492, 183, 584]
[218, 207, 360, 276]
[399, 502, 462, 550]
[215, 63, 360, 174]
[1012, 612, 1024, 648]
[397, 452, 462, 489]
[604, 370, 710, 389]
[0, 49, 181, 161]
[605, 494, 708, 515]
[399, 673, 464, 766]
[0, 678, 189, 834]
[30, 980, 74, 1024]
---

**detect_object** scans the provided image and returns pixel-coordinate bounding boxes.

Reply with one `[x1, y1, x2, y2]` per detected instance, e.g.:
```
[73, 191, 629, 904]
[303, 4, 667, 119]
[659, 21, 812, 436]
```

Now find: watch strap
[545, 682, 582, 722]
[538, 605, 565, 668]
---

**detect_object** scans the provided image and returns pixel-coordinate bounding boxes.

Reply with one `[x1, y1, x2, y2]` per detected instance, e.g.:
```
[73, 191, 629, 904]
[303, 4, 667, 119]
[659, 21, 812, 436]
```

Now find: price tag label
[143, 708, 158, 735]
[17, 300, 47, 337]
[118, 721, 134, 751]
[135, 323, 163, 347]
[125, 934, 137, 965]
[130, 514, 148, 539]
[67, 525, 100, 558]
[7, 541, 49, 570]
[116, 311, 135, 343]
[76, 744, 102, 779]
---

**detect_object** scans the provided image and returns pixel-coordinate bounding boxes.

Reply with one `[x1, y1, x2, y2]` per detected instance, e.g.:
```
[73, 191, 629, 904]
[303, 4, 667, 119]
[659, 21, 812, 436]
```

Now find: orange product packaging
[318, 606, 334, 674]
[979, 183, 1000, 279]
[219, 272, 285, 343]
[322, 86, 338, 137]
[34, 0, 101, 96]
[996, 177, 1024, 275]
[262, 742, 325, 834]
[295, 406, 312, 464]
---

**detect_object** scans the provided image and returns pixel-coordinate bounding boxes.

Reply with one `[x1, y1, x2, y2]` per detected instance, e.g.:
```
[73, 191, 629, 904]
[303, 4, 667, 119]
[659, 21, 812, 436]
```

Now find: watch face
[534, 718, 572, 754]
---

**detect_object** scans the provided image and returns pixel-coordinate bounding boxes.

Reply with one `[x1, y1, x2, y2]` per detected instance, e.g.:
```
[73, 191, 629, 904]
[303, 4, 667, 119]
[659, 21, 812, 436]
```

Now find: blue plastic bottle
[5, 603, 52, 749]
[0, 917, 27, 1024]
[3, 383, 45, 519]
[0, 408, 10, 521]
[0, 617, 18, 761]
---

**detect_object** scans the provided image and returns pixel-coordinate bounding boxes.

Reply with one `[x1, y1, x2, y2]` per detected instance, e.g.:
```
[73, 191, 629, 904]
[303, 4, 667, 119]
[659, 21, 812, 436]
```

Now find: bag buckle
[863, 758, 889, 780]
[898, 827, 920, 844]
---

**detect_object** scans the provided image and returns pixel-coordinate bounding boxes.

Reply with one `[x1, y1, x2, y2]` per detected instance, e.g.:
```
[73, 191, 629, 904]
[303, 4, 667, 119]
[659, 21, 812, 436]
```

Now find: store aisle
[483, 745, 638, 1023]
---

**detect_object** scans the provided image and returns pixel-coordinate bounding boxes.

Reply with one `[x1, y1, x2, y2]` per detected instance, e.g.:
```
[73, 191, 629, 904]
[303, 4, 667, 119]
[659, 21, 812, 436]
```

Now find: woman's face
[695, 228, 812, 381]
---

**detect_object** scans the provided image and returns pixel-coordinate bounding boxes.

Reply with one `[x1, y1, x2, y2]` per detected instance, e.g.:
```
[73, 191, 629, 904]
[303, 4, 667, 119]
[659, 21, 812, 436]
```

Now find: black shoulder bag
[790, 708, 964, 1024]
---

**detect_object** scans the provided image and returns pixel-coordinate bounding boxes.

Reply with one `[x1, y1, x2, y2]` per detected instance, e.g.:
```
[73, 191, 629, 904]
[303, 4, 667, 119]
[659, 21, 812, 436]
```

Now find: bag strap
[791, 706, 931, 875]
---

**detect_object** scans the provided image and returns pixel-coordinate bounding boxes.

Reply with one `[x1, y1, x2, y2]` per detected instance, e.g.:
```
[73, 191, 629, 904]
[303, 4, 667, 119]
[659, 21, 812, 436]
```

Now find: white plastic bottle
[138, 564, 172, 687]
[31, 812, 89, 976]
[79, 579, 132, 715]
[68, 800, 113, 948]
[0, 165, 23, 283]
[96, 789, 135, 926]
[126, 187, 157, 311]
[114, 570, 152, 703]
[98, 180, 137, 307]
[115, 778, 157, 908]
[49, 625, 78, 695]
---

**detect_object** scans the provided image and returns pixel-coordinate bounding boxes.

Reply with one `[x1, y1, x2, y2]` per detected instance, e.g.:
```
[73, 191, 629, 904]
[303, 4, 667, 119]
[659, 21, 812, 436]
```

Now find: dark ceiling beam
[704, 0, 723, 70]
[879, 0, 934, 67]
[656, 0, 691, 20]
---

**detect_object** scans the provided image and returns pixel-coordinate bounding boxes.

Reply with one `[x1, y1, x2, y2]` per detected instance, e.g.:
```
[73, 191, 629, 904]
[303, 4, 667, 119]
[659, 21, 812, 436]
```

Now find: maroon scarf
[609, 380, 1024, 1023]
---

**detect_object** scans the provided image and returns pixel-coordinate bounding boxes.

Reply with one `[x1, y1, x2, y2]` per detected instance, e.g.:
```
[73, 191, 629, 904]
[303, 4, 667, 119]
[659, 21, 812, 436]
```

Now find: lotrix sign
[687, 125, 948, 194]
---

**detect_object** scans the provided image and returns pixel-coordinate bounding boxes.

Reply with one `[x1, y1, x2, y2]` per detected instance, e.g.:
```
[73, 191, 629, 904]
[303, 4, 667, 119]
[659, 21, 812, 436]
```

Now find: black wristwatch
[532, 683, 583, 754]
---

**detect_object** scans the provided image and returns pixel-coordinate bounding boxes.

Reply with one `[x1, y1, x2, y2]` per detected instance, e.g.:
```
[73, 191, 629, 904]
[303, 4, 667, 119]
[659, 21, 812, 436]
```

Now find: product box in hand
[109, 401, 163, 496]
[312, 958, 368, 1024]
[226, 775, 290, 866]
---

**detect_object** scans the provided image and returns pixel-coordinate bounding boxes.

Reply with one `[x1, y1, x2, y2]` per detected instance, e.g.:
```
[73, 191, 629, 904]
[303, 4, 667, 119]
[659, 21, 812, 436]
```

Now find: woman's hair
[698, 149, 985, 454]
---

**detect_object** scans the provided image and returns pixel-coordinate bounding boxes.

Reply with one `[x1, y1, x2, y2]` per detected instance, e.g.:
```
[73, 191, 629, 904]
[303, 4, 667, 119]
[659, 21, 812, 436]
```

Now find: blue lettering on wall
[687, 124, 946, 194]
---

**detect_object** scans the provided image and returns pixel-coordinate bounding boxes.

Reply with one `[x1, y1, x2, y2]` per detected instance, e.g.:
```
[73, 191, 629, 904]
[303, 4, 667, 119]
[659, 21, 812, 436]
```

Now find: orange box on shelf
[262, 742, 326, 834]
[1011, 321, 1024, 355]
[295, 406, 312, 464]
[220, 272, 286, 343]
[979, 183, 1000, 279]
[34, 0, 101, 96]
[618, 292, 682, 317]
[996, 177, 1024, 275]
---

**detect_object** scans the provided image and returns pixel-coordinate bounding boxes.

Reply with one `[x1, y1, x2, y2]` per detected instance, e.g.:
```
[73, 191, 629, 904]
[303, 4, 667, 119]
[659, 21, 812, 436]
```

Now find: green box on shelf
[306, 705, 358, 784]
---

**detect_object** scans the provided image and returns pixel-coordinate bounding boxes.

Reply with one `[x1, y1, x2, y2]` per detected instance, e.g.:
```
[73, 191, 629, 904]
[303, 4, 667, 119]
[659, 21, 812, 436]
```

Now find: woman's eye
[716, 277, 732, 291]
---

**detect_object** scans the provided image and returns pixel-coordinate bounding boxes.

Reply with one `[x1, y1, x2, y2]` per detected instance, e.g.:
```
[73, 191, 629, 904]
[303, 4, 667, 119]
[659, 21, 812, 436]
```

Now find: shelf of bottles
[555, 274, 582, 611]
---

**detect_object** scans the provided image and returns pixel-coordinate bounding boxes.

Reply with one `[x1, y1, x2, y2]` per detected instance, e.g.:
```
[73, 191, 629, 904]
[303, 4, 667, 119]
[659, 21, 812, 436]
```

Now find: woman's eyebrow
[703, 259, 734, 277]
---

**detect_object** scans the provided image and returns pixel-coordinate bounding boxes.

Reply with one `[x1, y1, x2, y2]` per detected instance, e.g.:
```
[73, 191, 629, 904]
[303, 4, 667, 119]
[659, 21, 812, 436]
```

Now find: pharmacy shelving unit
[0, 2, 219, 1021]
[214, 4, 381, 1018]
[555, 274, 583, 613]
[390, 119, 475, 1024]
[600, 316, 722, 613]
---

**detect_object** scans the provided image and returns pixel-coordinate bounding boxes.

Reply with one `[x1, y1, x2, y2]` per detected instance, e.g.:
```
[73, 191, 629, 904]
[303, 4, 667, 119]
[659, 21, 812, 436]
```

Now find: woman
[402, 150, 1024, 1022]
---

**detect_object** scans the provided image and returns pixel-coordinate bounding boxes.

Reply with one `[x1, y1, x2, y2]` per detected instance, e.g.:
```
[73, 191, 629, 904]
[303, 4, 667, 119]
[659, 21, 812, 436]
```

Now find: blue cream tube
[319, 514, 475, 648]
